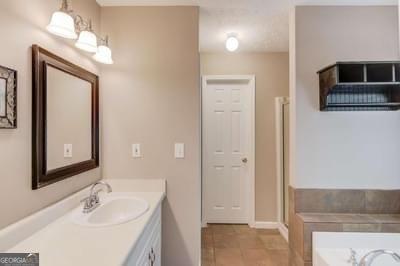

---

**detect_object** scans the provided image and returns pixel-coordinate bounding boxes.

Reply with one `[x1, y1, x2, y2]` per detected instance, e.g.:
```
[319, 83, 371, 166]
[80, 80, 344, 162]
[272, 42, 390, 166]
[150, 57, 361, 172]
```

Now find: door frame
[201, 75, 256, 228]
[275, 97, 289, 241]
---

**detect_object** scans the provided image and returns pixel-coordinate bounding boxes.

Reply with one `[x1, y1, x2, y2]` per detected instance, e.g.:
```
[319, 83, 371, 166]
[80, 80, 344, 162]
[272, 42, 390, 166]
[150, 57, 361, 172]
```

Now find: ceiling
[96, 0, 397, 52]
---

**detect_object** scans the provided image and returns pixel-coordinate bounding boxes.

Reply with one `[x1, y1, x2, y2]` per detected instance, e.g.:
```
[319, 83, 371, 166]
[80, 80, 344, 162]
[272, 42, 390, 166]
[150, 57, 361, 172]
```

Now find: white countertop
[2, 179, 166, 266]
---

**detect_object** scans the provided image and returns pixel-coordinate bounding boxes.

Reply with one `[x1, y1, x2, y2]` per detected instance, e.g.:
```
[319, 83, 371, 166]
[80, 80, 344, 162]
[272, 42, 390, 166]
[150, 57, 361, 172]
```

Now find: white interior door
[202, 75, 255, 224]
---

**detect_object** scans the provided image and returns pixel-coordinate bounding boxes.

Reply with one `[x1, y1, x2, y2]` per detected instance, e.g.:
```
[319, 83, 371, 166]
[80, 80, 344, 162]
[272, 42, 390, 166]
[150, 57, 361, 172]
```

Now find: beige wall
[0, 0, 101, 229]
[100, 7, 200, 266]
[201, 53, 289, 222]
[291, 6, 400, 189]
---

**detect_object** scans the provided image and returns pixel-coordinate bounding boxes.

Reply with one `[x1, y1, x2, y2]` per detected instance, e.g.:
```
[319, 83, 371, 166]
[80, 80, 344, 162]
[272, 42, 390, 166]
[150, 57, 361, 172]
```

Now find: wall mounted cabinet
[318, 61, 400, 111]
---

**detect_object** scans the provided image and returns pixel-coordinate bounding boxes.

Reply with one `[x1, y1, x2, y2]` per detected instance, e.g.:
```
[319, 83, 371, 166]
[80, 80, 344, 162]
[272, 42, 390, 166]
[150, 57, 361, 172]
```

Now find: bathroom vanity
[0, 179, 166, 266]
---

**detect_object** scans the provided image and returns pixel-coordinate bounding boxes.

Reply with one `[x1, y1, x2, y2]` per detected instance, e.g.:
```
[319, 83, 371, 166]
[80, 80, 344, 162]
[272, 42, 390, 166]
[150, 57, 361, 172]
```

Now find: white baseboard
[253, 221, 288, 243]
[202, 220, 287, 242]
[201, 220, 207, 228]
[252, 221, 279, 229]
[278, 222, 288, 242]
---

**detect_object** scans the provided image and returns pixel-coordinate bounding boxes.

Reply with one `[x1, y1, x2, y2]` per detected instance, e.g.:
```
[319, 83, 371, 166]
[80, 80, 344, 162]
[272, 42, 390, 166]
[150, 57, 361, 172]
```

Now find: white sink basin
[71, 193, 149, 227]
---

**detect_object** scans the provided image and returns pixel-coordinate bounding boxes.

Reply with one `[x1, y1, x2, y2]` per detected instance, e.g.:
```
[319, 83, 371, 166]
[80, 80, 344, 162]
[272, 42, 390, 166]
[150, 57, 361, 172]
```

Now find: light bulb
[226, 36, 239, 52]
[46, 11, 77, 39]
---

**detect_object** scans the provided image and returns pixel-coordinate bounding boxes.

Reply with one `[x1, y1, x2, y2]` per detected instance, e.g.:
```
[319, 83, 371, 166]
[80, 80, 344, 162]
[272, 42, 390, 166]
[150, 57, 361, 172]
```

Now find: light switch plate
[64, 144, 72, 158]
[174, 143, 185, 159]
[132, 144, 142, 158]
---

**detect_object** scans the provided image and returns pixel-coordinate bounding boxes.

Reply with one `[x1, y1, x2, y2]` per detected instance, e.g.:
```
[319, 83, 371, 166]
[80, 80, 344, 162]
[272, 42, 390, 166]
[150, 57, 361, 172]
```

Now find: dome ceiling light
[225, 34, 239, 52]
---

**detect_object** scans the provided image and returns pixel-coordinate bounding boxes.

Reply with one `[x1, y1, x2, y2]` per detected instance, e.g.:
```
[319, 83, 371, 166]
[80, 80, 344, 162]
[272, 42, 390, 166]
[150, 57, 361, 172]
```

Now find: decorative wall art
[0, 65, 17, 128]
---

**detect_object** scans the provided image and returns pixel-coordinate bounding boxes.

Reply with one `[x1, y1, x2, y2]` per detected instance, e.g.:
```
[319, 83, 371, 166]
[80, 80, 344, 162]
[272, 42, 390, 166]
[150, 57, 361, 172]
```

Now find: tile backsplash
[294, 188, 400, 214]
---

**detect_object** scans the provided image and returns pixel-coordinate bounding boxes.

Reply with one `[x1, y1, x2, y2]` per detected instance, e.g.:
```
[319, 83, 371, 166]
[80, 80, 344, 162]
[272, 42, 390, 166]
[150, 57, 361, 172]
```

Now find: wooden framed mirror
[32, 45, 99, 189]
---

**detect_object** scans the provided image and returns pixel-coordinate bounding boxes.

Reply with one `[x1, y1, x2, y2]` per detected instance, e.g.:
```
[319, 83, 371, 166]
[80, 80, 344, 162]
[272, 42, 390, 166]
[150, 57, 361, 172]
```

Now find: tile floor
[201, 224, 289, 266]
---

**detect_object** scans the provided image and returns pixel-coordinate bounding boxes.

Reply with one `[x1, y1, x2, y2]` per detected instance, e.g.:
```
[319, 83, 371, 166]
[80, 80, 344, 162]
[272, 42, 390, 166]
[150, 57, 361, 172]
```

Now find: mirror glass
[46, 66, 92, 170]
[0, 78, 6, 117]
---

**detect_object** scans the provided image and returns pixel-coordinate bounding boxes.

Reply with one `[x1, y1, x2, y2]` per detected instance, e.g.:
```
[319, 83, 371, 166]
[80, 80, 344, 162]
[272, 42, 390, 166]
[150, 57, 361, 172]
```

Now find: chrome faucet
[81, 181, 112, 213]
[347, 248, 358, 266]
[359, 249, 400, 266]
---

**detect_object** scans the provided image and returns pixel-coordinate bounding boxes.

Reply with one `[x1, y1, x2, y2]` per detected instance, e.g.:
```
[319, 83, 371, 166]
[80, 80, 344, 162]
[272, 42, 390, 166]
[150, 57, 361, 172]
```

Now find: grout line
[211, 225, 216, 266]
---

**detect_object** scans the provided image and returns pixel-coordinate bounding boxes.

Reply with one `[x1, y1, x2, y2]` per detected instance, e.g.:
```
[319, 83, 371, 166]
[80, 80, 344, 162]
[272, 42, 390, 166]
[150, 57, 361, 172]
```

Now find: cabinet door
[124, 206, 162, 266]
[149, 221, 161, 266]
[135, 246, 151, 266]
[152, 231, 161, 266]
[135, 221, 161, 265]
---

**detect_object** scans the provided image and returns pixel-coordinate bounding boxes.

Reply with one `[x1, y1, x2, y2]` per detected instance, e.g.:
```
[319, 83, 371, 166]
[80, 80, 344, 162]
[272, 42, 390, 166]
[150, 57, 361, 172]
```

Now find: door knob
[242, 158, 248, 163]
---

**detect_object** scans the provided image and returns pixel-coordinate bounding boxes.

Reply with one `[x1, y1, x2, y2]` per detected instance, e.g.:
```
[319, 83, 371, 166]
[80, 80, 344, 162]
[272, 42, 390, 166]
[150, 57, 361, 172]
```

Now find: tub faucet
[359, 249, 400, 266]
[81, 181, 112, 213]
[347, 249, 358, 266]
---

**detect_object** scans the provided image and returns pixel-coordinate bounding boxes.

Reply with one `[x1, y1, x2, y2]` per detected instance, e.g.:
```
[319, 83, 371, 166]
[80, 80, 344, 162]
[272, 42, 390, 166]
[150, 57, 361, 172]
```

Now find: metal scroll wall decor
[0, 65, 17, 128]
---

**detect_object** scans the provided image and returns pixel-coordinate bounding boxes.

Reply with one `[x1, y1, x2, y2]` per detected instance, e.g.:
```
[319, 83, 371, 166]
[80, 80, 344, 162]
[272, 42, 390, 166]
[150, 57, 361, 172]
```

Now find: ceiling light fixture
[93, 36, 114, 65]
[47, 0, 113, 64]
[226, 35, 239, 52]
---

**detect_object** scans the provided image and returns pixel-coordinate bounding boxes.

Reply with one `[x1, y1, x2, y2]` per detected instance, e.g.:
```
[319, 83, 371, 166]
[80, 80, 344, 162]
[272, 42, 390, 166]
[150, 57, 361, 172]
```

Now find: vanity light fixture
[47, 0, 113, 64]
[225, 34, 239, 52]
[46, 0, 77, 39]
[93, 36, 114, 65]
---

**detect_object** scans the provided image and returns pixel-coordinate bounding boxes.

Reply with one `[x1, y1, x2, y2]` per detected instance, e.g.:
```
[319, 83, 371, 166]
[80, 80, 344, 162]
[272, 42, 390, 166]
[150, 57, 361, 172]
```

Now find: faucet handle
[80, 196, 92, 209]
[80, 196, 90, 203]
